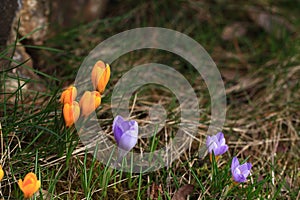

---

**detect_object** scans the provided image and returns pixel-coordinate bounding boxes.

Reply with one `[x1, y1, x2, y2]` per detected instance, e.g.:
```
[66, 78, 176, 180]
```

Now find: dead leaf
[247, 6, 295, 39]
[172, 184, 194, 200]
[222, 22, 247, 41]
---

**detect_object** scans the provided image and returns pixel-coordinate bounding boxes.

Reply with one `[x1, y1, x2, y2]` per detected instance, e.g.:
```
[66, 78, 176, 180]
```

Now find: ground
[0, 0, 299, 199]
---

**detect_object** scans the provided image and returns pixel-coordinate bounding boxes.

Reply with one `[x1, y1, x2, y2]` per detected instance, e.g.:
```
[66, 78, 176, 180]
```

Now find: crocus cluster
[0, 166, 40, 198]
[60, 60, 110, 127]
[113, 115, 139, 161]
[206, 132, 252, 183]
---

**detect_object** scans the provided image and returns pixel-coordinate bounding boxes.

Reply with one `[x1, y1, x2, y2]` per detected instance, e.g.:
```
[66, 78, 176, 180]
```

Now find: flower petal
[18, 172, 40, 198]
[128, 120, 138, 134]
[206, 135, 211, 145]
[214, 145, 228, 155]
[114, 126, 123, 144]
[118, 130, 138, 152]
[113, 115, 125, 132]
[206, 135, 218, 153]
[233, 171, 246, 182]
[216, 132, 224, 141]
[0, 165, 4, 181]
[231, 157, 239, 174]
[231, 157, 252, 183]
[239, 162, 251, 171]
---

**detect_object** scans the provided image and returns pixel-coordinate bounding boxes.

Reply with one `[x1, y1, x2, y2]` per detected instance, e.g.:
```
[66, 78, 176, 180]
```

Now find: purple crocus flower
[206, 132, 228, 156]
[113, 115, 138, 154]
[231, 156, 252, 183]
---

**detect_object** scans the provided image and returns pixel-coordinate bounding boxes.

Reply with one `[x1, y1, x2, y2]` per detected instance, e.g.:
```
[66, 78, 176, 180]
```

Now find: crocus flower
[60, 86, 77, 104]
[206, 132, 228, 161]
[0, 165, 4, 181]
[113, 115, 138, 160]
[18, 172, 41, 198]
[91, 60, 111, 94]
[79, 91, 101, 117]
[231, 156, 252, 183]
[63, 101, 80, 127]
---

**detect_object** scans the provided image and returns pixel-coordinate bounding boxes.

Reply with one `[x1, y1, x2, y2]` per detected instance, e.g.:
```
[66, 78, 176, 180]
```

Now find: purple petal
[128, 120, 138, 133]
[239, 162, 251, 172]
[241, 169, 251, 178]
[118, 130, 138, 151]
[113, 115, 139, 150]
[247, 163, 252, 170]
[206, 136, 212, 149]
[214, 145, 228, 155]
[208, 142, 218, 154]
[120, 119, 131, 131]
[113, 116, 126, 144]
[233, 172, 246, 183]
[113, 126, 123, 144]
[217, 132, 226, 147]
[206, 135, 219, 153]
[239, 163, 252, 178]
[231, 157, 252, 183]
[113, 115, 125, 133]
[231, 157, 240, 174]
[218, 137, 226, 146]
[206, 132, 228, 155]
[216, 132, 224, 141]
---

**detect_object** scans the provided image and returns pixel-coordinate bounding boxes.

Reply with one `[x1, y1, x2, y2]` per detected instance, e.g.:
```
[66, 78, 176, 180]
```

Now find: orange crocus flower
[18, 172, 41, 198]
[0, 165, 4, 181]
[79, 91, 101, 117]
[60, 86, 77, 104]
[63, 101, 80, 127]
[91, 60, 111, 94]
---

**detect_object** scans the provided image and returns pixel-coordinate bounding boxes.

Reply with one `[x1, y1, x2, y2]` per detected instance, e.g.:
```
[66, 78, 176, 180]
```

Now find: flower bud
[91, 60, 111, 94]
[63, 101, 80, 127]
[60, 86, 77, 104]
[79, 91, 101, 117]
[113, 115, 138, 161]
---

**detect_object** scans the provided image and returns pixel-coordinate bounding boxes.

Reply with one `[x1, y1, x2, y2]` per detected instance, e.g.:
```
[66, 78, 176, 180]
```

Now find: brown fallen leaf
[172, 184, 194, 200]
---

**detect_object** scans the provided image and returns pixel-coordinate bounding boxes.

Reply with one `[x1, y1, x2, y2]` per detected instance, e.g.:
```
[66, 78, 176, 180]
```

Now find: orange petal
[0, 165, 3, 181]
[60, 86, 77, 104]
[97, 64, 110, 94]
[91, 60, 111, 94]
[63, 101, 80, 127]
[79, 91, 101, 117]
[18, 172, 40, 198]
[91, 60, 106, 90]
